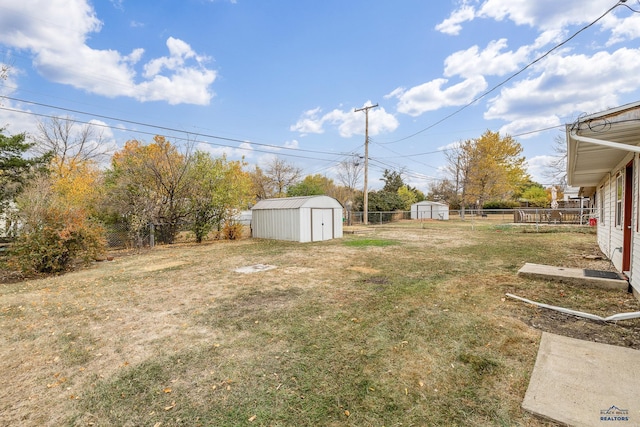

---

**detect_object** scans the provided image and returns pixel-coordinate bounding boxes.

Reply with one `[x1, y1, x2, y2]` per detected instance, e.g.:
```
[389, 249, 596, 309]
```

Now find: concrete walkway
[517, 263, 628, 290]
[523, 333, 640, 426]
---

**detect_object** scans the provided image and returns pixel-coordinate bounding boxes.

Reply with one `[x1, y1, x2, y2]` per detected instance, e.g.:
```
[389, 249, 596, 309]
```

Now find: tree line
[427, 130, 560, 211]
[1, 117, 557, 274]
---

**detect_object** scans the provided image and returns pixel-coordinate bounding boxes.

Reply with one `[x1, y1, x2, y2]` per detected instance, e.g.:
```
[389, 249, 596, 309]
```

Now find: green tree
[287, 174, 334, 197]
[381, 169, 405, 193]
[0, 130, 51, 212]
[364, 190, 405, 212]
[520, 186, 549, 207]
[188, 152, 253, 243]
[397, 185, 417, 210]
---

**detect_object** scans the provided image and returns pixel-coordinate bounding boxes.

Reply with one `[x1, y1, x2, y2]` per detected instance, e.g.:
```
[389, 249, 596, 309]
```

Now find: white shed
[411, 201, 449, 220]
[251, 195, 343, 242]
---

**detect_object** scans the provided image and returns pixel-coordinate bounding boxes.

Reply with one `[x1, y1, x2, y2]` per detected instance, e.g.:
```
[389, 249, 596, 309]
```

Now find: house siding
[595, 153, 640, 291]
[632, 155, 640, 291]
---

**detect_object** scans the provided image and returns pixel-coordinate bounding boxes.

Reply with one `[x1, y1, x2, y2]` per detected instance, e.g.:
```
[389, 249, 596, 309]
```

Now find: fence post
[150, 223, 155, 248]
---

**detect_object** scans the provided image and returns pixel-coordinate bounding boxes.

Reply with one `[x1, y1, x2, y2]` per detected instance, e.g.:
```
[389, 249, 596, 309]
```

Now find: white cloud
[283, 140, 299, 149]
[484, 47, 640, 127]
[477, 0, 610, 31]
[603, 12, 640, 45]
[498, 116, 561, 139]
[526, 155, 556, 184]
[437, 0, 626, 36]
[435, 3, 476, 36]
[0, 1, 217, 105]
[389, 76, 487, 117]
[430, 0, 640, 141]
[291, 104, 399, 138]
[289, 107, 324, 135]
[196, 141, 254, 159]
[444, 38, 531, 78]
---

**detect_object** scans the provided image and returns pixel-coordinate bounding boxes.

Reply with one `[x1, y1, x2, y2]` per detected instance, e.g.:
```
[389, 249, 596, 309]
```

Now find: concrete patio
[523, 333, 640, 426]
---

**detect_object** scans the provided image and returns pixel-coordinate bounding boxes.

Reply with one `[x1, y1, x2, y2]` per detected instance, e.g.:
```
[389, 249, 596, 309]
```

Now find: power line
[382, 0, 629, 145]
[0, 95, 353, 158]
[0, 104, 350, 163]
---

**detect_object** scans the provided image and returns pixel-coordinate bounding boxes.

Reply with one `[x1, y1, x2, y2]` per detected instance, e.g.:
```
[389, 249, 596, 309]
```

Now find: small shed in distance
[251, 195, 343, 242]
[411, 201, 449, 220]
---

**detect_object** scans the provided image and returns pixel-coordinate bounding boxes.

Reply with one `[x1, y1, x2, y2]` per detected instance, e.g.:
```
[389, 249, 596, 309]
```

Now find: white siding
[252, 208, 300, 241]
[250, 196, 343, 242]
[596, 153, 636, 277]
[632, 155, 640, 292]
[411, 202, 450, 220]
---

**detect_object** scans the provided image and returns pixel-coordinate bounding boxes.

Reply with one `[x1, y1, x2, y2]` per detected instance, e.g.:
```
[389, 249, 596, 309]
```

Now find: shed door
[418, 205, 432, 219]
[311, 209, 333, 242]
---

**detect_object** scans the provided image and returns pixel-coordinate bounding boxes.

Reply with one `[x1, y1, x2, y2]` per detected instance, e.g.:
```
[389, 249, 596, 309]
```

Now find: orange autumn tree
[107, 136, 192, 244]
[446, 130, 529, 212]
[10, 134, 106, 274]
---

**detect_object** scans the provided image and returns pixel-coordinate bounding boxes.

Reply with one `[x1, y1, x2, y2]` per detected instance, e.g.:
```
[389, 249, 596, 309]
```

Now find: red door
[623, 162, 633, 272]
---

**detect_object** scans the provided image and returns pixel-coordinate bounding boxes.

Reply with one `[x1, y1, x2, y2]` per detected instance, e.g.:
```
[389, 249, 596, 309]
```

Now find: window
[616, 173, 623, 227]
[599, 187, 604, 225]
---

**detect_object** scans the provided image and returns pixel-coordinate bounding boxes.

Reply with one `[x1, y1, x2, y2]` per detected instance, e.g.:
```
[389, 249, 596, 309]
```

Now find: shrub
[10, 205, 106, 274]
[222, 221, 243, 240]
[482, 200, 519, 209]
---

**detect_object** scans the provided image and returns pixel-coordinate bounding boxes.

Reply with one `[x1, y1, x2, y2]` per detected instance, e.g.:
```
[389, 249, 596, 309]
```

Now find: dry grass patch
[1, 221, 638, 426]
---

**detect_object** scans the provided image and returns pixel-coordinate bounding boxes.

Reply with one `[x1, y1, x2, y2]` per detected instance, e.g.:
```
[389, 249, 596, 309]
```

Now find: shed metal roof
[251, 195, 343, 210]
[567, 101, 640, 189]
[412, 201, 448, 207]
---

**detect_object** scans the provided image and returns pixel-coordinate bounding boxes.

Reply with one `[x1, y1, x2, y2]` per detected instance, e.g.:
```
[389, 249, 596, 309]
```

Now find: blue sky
[1, 0, 640, 192]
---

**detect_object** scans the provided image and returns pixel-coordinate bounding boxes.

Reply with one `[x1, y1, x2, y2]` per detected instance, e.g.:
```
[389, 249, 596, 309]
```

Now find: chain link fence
[104, 220, 251, 250]
[346, 208, 597, 226]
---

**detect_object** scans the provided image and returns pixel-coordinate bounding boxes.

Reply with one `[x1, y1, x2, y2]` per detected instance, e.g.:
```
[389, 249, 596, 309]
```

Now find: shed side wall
[252, 209, 301, 241]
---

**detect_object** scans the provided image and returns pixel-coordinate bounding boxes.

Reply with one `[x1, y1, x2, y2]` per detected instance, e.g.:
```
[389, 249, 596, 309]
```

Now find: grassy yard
[1, 220, 639, 426]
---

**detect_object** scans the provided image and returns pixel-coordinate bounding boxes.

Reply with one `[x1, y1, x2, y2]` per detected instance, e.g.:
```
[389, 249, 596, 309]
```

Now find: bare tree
[444, 140, 472, 211]
[544, 134, 568, 188]
[1, 53, 10, 81]
[264, 157, 301, 197]
[336, 155, 363, 192]
[33, 116, 111, 176]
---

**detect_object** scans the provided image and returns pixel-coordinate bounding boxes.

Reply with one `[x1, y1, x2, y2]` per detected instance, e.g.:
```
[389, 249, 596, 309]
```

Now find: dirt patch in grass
[1, 221, 639, 426]
[347, 266, 381, 274]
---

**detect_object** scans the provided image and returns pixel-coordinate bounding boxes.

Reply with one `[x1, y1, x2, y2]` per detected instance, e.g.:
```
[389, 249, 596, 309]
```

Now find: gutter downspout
[570, 130, 640, 153]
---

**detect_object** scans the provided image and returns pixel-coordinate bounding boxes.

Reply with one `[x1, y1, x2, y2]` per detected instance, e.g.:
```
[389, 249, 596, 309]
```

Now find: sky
[1, 0, 640, 193]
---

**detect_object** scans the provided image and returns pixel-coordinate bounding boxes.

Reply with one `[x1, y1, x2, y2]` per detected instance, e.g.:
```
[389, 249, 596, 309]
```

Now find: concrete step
[517, 262, 628, 290]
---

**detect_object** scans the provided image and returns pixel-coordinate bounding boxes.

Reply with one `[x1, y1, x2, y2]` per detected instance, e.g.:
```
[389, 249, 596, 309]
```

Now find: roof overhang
[567, 101, 640, 188]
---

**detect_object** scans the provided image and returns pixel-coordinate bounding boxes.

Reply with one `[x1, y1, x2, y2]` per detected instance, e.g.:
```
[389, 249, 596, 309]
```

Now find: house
[250, 195, 343, 242]
[566, 100, 640, 297]
[410, 201, 450, 220]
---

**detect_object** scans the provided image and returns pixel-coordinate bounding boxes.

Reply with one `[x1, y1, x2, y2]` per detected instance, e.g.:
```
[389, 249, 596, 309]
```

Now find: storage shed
[251, 195, 343, 242]
[411, 201, 449, 220]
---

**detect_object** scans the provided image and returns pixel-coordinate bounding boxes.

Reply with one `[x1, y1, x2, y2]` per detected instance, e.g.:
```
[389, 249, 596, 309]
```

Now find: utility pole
[355, 103, 378, 225]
